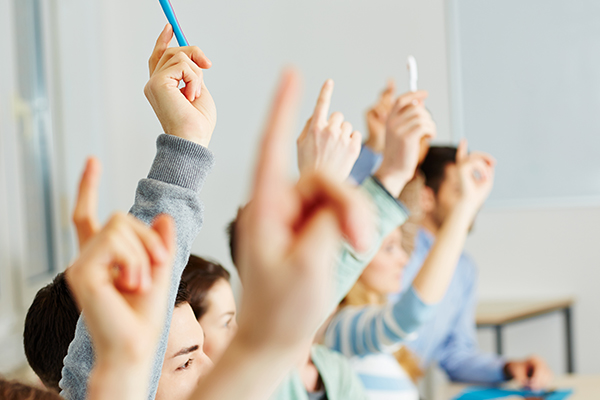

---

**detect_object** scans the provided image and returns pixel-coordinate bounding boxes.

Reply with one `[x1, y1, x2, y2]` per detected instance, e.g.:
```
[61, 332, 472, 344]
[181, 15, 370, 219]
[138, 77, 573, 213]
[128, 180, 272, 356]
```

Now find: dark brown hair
[0, 378, 61, 400]
[226, 208, 243, 268]
[419, 146, 458, 194]
[23, 273, 79, 392]
[181, 255, 231, 320]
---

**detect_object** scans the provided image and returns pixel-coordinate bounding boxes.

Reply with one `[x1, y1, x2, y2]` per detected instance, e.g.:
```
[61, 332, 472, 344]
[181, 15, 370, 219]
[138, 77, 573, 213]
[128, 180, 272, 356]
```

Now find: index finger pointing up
[149, 24, 174, 76]
[252, 69, 301, 203]
[311, 79, 334, 127]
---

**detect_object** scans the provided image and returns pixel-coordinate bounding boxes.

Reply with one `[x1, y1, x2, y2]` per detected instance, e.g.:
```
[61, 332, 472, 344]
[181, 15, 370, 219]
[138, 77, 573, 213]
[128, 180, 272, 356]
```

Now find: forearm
[325, 287, 435, 357]
[412, 201, 474, 304]
[333, 177, 409, 305]
[88, 359, 153, 400]
[441, 351, 506, 384]
[192, 335, 303, 400]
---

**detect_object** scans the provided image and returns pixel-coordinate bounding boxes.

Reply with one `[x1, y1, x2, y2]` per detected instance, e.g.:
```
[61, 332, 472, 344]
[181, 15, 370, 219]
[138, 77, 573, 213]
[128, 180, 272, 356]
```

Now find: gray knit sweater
[59, 134, 215, 400]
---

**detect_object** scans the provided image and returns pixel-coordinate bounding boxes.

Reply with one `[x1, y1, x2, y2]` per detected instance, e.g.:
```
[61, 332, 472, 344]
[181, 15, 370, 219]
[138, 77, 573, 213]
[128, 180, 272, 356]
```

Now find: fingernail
[412, 99, 419, 106]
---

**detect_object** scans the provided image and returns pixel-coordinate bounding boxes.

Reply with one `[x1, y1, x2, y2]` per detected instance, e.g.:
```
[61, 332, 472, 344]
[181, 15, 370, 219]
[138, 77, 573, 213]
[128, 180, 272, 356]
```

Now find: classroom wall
[52, 0, 600, 378]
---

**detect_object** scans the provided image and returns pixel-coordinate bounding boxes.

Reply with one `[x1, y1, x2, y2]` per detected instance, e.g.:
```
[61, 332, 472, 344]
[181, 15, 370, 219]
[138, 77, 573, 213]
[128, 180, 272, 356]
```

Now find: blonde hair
[342, 174, 425, 383]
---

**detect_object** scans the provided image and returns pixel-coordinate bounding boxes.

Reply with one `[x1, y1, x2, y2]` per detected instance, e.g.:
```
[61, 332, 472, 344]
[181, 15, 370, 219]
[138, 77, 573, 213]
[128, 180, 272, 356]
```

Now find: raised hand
[144, 24, 216, 147]
[72, 157, 102, 250]
[455, 139, 496, 216]
[238, 70, 373, 349]
[374, 90, 437, 197]
[364, 80, 395, 153]
[190, 70, 374, 400]
[297, 79, 362, 182]
[67, 212, 176, 400]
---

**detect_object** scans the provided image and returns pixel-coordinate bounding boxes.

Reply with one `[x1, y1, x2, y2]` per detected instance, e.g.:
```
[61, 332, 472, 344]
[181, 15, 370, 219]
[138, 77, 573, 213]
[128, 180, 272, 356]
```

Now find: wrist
[364, 136, 384, 154]
[373, 167, 411, 198]
[89, 358, 152, 400]
[168, 129, 211, 148]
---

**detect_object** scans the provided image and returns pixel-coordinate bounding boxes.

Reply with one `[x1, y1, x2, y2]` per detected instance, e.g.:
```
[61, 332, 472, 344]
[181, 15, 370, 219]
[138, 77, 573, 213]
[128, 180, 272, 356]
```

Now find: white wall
[52, 0, 599, 379]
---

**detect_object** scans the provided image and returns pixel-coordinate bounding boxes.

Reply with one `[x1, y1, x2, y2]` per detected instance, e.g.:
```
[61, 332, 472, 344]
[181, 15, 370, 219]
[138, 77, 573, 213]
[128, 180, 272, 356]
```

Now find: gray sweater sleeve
[59, 134, 215, 400]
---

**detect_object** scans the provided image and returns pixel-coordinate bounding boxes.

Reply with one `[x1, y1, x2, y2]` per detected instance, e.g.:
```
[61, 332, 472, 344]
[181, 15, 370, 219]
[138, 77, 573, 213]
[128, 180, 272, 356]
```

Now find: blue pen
[159, 0, 189, 46]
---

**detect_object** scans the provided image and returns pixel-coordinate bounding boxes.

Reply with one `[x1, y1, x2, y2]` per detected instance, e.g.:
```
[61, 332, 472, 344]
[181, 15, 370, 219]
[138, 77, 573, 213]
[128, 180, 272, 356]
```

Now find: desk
[442, 374, 600, 400]
[476, 298, 575, 373]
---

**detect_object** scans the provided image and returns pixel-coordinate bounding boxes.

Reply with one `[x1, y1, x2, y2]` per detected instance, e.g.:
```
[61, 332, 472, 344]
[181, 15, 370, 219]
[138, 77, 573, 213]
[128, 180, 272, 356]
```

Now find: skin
[420, 160, 553, 391]
[421, 164, 464, 235]
[155, 303, 214, 400]
[198, 279, 238, 363]
[359, 228, 409, 297]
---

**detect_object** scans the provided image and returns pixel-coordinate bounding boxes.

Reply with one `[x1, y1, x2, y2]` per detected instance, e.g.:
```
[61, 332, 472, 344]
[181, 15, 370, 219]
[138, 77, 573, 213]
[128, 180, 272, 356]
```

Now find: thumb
[152, 214, 176, 259]
[392, 90, 429, 114]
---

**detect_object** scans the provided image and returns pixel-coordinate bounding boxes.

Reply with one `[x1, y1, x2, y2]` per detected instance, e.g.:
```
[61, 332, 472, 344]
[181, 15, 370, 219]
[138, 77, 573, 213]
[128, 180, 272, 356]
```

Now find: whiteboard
[447, 0, 600, 208]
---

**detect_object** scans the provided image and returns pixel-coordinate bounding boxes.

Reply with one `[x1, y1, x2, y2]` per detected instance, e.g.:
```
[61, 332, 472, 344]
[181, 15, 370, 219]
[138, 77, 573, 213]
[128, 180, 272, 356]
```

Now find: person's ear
[420, 186, 436, 214]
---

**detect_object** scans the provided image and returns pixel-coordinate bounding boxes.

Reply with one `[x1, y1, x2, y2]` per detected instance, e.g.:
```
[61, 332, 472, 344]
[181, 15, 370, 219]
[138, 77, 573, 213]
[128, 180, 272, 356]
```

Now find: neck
[298, 346, 321, 392]
[366, 290, 382, 305]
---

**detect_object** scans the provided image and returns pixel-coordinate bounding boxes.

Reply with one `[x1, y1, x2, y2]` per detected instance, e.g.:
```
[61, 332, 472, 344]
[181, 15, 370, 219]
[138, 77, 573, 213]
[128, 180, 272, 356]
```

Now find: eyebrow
[172, 345, 200, 358]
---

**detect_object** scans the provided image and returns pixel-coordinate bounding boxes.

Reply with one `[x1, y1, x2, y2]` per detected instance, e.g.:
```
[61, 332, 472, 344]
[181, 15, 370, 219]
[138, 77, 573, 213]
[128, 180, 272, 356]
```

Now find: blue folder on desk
[453, 387, 573, 400]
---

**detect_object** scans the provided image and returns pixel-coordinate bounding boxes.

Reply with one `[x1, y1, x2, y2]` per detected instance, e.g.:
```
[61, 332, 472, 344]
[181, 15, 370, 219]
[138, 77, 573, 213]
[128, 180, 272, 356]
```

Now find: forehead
[168, 303, 204, 353]
[442, 163, 459, 183]
[205, 279, 236, 313]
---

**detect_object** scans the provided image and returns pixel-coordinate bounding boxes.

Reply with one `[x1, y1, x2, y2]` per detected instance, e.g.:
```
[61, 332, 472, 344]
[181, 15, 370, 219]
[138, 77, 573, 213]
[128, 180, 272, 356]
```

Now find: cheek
[156, 371, 198, 400]
[203, 330, 227, 362]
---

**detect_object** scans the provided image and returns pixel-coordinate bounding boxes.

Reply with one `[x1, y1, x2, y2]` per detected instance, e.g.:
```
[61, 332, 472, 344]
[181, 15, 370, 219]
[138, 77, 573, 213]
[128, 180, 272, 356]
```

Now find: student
[64, 67, 375, 400]
[350, 84, 553, 390]
[23, 249, 208, 400]
[181, 255, 237, 362]
[0, 379, 61, 400]
[60, 24, 217, 400]
[61, 24, 432, 400]
[325, 141, 496, 400]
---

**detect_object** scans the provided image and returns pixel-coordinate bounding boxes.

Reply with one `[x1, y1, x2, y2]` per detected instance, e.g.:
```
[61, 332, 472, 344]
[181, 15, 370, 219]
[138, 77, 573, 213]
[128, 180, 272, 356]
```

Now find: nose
[198, 353, 215, 379]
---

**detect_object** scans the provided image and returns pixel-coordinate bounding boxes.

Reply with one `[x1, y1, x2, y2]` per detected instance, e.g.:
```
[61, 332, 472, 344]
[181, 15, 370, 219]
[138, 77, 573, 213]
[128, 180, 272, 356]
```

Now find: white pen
[407, 55, 418, 92]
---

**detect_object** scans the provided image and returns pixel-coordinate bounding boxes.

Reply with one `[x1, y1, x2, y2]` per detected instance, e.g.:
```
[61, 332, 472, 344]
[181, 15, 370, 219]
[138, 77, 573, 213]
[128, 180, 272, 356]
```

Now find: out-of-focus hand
[296, 79, 361, 182]
[72, 157, 102, 250]
[236, 70, 374, 353]
[504, 356, 553, 392]
[374, 91, 436, 197]
[455, 139, 496, 218]
[364, 80, 395, 153]
[144, 24, 216, 147]
[67, 212, 175, 366]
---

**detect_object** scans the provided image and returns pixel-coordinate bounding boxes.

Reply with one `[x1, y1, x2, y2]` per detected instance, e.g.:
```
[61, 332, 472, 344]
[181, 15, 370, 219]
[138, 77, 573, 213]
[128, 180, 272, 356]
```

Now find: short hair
[419, 146, 458, 194]
[23, 273, 79, 392]
[226, 208, 243, 269]
[0, 379, 61, 400]
[182, 255, 230, 320]
[24, 272, 190, 392]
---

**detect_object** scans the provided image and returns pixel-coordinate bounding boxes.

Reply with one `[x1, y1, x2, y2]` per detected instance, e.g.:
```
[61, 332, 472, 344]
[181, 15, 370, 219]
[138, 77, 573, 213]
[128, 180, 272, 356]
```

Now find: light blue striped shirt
[324, 287, 435, 400]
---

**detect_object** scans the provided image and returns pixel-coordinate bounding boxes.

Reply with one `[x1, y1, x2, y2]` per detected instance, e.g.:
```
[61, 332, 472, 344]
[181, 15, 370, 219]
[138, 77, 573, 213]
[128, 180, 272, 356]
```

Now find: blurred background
[1, 0, 599, 397]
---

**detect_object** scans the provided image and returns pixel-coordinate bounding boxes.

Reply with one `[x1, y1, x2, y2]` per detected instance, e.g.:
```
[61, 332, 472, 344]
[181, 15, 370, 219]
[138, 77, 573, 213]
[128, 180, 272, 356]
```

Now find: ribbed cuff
[147, 134, 215, 192]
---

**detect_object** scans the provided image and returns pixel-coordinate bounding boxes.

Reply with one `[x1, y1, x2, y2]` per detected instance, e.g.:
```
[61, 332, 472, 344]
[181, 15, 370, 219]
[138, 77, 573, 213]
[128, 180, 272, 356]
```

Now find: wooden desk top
[476, 297, 575, 326]
[442, 374, 600, 400]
